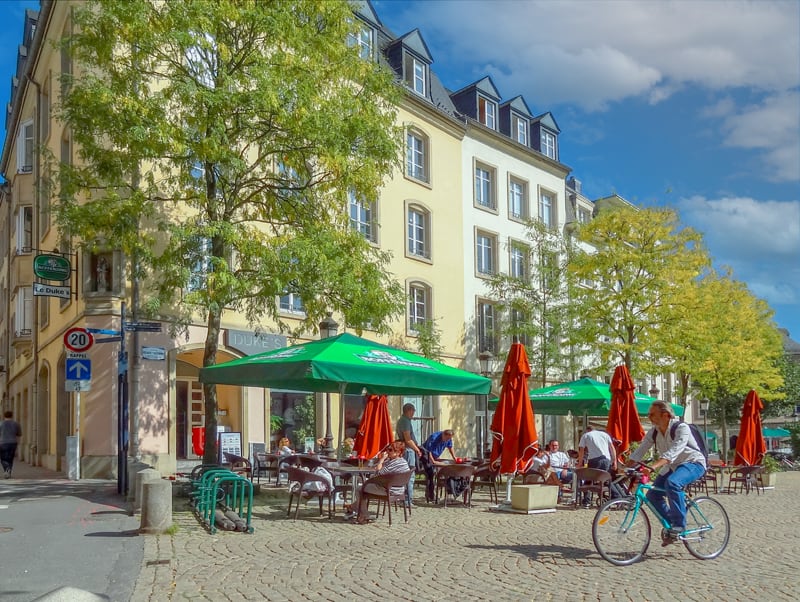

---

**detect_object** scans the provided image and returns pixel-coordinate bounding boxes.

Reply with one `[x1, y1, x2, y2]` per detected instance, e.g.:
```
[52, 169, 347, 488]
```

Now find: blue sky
[2, 0, 798, 340]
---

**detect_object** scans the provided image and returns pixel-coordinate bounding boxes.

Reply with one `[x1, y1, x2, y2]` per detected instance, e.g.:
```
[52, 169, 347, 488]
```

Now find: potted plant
[761, 453, 780, 487]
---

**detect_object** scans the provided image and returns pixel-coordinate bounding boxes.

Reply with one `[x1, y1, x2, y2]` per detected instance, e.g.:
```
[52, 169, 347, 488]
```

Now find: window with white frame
[476, 231, 497, 276]
[477, 300, 498, 354]
[407, 205, 430, 259]
[539, 189, 555, 227]
[578, 207, 592, 223]
[508, 177, 527, 220]
[511, 113, 528, 145]
[404, 53, 427, 96]
[408, 282, 430, 331]
[279, 292, 304, 314]
[187, 236, 212, 292]
[16, 206, 32, 254]
[349, 190, 376, 242]
[347, 21, 373, 60]
[474, 163, 495, 209]
[478, 96, 496, 129]
[17, 120, 33, 173]
[406, 129, 428, 183]
[14, 287, 33, 336]
[186, 32, 217, 88]
[541, 129, 557, 160]
[509, 242, 527, 279]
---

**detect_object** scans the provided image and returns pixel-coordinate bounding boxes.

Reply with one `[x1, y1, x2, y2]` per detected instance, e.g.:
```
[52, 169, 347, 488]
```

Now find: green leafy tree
[767, 353, 800, 417]
[689, 273, 784, 458]
[569, 206, 710, 378]
[414, 318, 444, 362]
[487, 219, 581, 386]
[54, 0, 405, 463]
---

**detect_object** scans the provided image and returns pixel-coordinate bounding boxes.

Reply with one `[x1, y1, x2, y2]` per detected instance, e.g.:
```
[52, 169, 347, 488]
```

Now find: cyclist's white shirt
[630, 419, 706, 470]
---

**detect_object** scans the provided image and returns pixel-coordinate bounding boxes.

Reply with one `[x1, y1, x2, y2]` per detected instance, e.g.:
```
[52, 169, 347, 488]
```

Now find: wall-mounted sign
[33, 282, 71, 299]
[33, 254, 71, 281]
[225, 329, 286, 356]
[141, 346, 166, 361]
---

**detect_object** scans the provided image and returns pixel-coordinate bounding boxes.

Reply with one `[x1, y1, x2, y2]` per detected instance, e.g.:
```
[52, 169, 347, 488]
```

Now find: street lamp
[700, 398, 710, 452]
[649, 383, 660, 398]
[479, 350, 494, 460]
[319, 313, 339, 456]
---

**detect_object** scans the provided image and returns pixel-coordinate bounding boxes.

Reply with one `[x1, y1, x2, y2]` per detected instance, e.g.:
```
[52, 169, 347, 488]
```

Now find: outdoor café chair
[276, 454, 324, 485]
[223, 452, 253, 481]
[727, 465, 765, 495]
[574, 467, 612, 508]
[361, 469, 414, 526]
[435, 464, 475, 508]
[253, 452, 279, 484]
[472, 463, 500, 504]
[285, 466, 334, 520]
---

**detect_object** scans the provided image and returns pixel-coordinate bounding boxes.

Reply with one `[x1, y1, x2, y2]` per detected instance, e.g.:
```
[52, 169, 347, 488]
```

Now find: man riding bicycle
[627, 400, 706, 546]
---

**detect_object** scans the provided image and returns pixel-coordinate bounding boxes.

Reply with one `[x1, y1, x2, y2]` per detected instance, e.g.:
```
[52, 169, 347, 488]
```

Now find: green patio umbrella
[200, 332, 491, 396]
[492, 377, 685, 417]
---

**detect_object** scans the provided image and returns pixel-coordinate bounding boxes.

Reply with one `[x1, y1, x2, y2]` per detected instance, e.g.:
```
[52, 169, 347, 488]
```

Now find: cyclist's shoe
[661, 527, 683, 547]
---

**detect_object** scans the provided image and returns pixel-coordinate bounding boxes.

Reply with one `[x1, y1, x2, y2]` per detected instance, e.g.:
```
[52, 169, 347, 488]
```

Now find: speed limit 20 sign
[64, 327, 94, 352]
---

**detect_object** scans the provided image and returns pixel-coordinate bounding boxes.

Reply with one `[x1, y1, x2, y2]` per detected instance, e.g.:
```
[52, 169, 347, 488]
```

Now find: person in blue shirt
[420, 429, 457, 502]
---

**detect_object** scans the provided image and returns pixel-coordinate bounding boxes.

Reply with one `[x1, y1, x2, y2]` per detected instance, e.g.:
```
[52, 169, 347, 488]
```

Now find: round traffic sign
[64, 327, 94, 352]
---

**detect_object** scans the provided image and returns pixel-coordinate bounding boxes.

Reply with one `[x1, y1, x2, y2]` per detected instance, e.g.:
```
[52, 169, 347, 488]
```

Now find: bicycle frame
[623, 478, 713, 539]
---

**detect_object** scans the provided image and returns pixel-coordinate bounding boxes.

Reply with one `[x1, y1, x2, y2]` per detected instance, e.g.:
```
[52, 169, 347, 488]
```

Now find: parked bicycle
[592, 462, 730, 565]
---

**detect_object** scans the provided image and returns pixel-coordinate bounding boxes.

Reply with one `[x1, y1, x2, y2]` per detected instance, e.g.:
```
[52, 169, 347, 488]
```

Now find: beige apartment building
[1, 1, 583, 479]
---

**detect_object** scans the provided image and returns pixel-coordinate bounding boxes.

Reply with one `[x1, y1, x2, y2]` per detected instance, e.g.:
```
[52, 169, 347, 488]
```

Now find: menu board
[218, 431, 243, 463]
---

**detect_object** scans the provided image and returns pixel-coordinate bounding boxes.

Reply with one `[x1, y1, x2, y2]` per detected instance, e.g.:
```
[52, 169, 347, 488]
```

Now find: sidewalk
[0, 461, 143, 602]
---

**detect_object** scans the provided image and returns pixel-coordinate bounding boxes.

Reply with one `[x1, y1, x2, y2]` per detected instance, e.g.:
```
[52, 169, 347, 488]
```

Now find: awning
[763, 428, 790, 438]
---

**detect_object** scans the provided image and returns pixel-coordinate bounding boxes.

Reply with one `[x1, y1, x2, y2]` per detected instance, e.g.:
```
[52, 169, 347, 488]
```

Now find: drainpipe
[27, 72, 41, 466]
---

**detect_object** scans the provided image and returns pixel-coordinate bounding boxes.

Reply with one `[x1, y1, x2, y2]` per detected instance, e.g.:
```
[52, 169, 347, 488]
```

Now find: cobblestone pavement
[131, 472, 800, 602]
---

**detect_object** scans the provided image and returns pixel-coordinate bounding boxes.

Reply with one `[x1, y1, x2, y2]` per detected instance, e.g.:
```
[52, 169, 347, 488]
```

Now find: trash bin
[192, 426, 205, 457]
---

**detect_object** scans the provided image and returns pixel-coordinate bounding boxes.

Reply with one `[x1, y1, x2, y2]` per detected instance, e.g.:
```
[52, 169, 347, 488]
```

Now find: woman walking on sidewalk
[0, 410, 22, 478]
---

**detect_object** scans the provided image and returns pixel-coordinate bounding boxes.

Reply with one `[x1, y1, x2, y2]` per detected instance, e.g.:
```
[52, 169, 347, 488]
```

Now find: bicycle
[592, 462, 730, 565]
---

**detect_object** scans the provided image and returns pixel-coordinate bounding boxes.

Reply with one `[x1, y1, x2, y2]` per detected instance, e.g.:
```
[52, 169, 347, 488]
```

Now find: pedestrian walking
[0, 410, 22, 478]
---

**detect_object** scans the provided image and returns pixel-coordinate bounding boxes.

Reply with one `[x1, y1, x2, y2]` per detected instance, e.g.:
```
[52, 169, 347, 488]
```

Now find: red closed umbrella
[353, 394, 393, 459]
[606, 365, 645, 462]
[735, 390, 767, 466]
[490, 342, 538, 475]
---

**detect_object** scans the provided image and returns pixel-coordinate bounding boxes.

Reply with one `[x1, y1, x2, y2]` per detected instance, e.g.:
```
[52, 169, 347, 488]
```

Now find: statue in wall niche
[96, 256, 109, 292]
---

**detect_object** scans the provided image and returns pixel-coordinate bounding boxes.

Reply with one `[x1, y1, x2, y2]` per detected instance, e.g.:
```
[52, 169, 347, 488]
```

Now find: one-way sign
[66, 358, 91, 380]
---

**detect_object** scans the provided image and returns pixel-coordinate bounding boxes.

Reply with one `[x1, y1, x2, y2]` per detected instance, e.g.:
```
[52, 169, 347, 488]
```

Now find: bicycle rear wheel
[682, 496, 730, 559]
[592, 497, 651, 566]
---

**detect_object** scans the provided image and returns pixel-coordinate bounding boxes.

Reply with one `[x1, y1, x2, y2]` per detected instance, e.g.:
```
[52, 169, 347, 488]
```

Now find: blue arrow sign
[66, 358, 91, 380]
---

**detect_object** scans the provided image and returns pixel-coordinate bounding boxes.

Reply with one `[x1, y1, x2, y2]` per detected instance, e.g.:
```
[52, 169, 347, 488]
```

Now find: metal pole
[117, 302, 129, 494]
[75, 389, 81, 480]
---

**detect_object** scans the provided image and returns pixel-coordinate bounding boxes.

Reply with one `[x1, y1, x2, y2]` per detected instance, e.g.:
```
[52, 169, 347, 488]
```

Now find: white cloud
[677, 195, 800, 306]
[394, 0, 800, 109]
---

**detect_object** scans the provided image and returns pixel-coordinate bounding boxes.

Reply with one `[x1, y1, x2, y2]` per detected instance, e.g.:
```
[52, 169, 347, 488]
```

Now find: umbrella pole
[337, 383, 347, 459]
[501, 473, 515, 506]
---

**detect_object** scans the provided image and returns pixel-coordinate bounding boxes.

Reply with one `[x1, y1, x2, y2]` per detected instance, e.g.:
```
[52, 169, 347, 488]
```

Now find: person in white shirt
[546, 440, 574, 484]
[577, 426, 618, 506]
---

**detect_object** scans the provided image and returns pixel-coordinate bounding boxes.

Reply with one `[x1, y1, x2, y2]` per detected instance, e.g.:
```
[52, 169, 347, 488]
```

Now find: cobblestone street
[132, 472, 800, 602]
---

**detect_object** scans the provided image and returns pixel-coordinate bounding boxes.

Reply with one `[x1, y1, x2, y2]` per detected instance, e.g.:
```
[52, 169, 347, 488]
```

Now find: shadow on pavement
[465, 542, 596, 561]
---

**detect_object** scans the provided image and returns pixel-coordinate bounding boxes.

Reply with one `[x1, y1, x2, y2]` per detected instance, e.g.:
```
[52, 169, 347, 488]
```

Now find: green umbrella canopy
[200, 332, 491, 396]
[491, 377, 685, 417]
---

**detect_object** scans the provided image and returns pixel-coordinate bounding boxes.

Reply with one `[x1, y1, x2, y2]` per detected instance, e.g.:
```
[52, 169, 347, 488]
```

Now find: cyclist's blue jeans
[647, 462, 705, 529]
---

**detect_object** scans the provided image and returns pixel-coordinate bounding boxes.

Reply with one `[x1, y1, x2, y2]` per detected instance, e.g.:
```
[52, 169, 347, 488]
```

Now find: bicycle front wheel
[683, 496, 730, 559]
[592, 497, 651, 566]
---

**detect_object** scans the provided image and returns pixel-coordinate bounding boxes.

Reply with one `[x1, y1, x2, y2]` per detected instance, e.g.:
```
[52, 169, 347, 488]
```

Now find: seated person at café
[529, 446, 560, 486]
[420, 429, 457, 503]
[546, 439, 574, 484]
[344, 440, 410, 524]
[277, 437, 294, 456]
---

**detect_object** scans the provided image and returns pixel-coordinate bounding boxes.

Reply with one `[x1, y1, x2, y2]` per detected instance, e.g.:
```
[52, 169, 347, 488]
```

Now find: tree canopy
[54, 0, 406, 462]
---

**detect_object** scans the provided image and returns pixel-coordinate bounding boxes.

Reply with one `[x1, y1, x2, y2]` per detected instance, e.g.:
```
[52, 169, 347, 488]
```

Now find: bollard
[133, 468, 161, 514]
[126, 459, 152, 501]
[140, 480, 173, 534]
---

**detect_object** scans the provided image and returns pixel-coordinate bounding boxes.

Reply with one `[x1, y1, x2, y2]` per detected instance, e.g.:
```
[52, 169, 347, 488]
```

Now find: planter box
[761, 472, 777, 488]
[510, 484, 559, 511]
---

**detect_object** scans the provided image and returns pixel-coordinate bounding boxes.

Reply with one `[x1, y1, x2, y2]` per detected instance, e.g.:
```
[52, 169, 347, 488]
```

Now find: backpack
[652, 419, 708, 461]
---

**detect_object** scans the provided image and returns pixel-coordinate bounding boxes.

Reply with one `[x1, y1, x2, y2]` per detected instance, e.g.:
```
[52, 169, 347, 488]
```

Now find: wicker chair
[361, 469, 415, 526]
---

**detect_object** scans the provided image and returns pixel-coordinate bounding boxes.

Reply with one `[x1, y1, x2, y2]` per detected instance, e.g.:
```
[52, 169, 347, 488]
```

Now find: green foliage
[269, 415, 284, 433]
[487, 219, 581, 385]
[414, 318, 444, 361]
[53, 0, 405, 463]
[761, 452, 780, 474]
[569, 205, 710, 378]
[788, 423, 800, 459]
[292, 395, 317, 446]
[767, 354, 800, 417]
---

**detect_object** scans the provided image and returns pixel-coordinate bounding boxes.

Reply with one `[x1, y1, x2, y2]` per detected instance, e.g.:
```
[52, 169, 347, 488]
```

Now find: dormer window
[541, 129, 557, 160]
[347, 22, 373, 60]
[511, 113, 528, 145]
[404, 54, 427, 96]
[478, 96, 497, 129]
